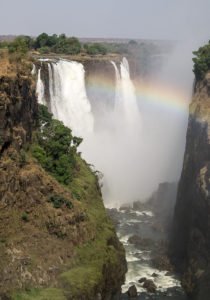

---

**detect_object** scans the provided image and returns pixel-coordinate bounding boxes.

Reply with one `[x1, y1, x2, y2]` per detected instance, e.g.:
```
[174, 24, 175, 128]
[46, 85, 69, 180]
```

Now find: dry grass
[0, 49, 17, 77]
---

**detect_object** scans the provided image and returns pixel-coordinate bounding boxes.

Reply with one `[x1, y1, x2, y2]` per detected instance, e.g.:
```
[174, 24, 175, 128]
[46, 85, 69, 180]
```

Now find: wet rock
[152, 254, 173, 271]
[142, 279, 157, 293]
[128, 235, 154, 250]
[119, 205, 131, 213]
[138, 277, 147, 283]
[165, 271, 174, 276]
[152, 272, 158, 277]
[127, 285, 137, 297]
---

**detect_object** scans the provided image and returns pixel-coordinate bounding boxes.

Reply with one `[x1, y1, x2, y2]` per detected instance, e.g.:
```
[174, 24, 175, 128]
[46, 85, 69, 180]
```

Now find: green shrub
[8, 36, 31, 55]
[193, 42, 210, 79]
[19, 149, 27, 166]
[84, 43, 107, 55]
[21, 212, 29, 222]
[32, 105, 82, 186]
[48, 194, 73, 209]
[39, 46, 50, 54]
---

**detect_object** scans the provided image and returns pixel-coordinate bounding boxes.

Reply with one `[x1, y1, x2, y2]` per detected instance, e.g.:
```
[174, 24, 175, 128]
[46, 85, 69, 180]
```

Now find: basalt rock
[0, 75, 37, 153]
[170, 72, 210, 299]
[142, 279, 157, 293]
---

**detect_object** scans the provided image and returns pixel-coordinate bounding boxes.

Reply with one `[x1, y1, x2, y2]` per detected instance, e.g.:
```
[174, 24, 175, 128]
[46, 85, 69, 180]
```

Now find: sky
[0, 0, 210, 40]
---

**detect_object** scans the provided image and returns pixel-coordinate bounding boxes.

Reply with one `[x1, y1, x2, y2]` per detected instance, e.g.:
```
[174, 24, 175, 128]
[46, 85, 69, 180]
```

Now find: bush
[48, 194, 73, 209]
[193, 42, 210, 79]
[8, 36, 31, 55]
[21, 212, 29, 222]
[34, 33, 81, 55]
[39, 46, 50, 54]
[84, 43, 107, 55]
[19, 149, 27, 166]
[32, 105, 82, 186]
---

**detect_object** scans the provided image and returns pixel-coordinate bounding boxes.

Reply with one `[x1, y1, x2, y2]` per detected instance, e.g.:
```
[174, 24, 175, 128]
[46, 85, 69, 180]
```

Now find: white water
[48, 60, 94, 138]
[116, 209, 182, 296]
[111, 58, 140, 130]
[36, 59, 94, 138]
[82, 58, 142, 207]
[31, 64, 36, 75]
[36, 69, 45, 105]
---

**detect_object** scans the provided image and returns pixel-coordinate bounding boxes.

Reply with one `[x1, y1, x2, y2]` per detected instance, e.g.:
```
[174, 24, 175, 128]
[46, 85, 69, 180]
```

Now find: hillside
[0, 53, 126, 300]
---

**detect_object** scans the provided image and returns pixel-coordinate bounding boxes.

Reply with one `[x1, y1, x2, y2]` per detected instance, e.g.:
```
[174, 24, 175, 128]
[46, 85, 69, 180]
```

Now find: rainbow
[86, 76, 189, 114]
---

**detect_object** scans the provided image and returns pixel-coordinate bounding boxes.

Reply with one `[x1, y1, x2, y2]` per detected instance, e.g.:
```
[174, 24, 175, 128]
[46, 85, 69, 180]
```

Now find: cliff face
[0, 61, 126, 299]
[171, 73, 210, 300]
[0, 75, 37, 153]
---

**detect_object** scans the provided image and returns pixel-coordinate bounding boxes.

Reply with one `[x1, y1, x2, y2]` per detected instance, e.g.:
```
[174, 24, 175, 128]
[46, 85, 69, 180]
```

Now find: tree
[8, 36, 30, 54]
[85, 43, 107, 55]
[35, 33, 50, 49]
[193, 42, 210, 79]
[32, 105, 82, 185]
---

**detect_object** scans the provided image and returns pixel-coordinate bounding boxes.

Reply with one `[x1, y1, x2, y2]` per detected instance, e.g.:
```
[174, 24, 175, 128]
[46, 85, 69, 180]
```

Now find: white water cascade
[82, 57, 142, 207]
[36, 60, 94, 138]
[36, 68, 45, 105]
[111, 57, 140, 131]
[49, 60, 94, 137]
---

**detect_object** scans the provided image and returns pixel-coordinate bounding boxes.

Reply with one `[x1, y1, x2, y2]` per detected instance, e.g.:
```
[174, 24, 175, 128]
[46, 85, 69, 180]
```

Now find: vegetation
[48, 194, 73, 209]
[34, 33, 82, 55]
[84, 43, 107, 55]
[193, 41, 210, 79]
[12, 151, 125, 300]
[13, 288, 65, 300]
[0, 33, 141, 57]
[32, 104, 82, 185]
[21, 212, 29, 222]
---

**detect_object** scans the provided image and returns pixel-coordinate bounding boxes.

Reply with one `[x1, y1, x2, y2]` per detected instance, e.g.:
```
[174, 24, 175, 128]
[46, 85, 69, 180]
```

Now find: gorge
[34, 43, 190, 299]
[0, 36, 210, 300]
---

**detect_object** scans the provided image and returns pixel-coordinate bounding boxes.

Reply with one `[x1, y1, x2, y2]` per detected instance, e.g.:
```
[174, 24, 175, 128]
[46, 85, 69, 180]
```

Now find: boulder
[138, 277, 146, 283]
[143, 279, 157, 293]
[127, 285, 137, 298]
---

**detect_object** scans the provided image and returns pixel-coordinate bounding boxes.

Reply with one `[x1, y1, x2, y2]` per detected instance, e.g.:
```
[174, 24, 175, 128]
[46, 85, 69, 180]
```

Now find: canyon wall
[0, 59, 126, 299]
[171, 73, 210, 300]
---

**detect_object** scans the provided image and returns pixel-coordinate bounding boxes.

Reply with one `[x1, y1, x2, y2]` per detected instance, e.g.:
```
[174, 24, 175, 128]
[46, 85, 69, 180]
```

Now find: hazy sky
[0, 0, 210, 40]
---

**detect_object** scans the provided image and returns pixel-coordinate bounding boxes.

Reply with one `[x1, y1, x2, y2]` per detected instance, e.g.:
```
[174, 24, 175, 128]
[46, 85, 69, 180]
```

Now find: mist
[80, 40, 204, 208]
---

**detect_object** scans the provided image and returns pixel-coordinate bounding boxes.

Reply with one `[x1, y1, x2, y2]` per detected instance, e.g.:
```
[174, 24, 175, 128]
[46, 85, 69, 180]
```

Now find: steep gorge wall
[0, 75, 37, 153]
[0, 64, 126, 299]
[171, 73, 210, 300]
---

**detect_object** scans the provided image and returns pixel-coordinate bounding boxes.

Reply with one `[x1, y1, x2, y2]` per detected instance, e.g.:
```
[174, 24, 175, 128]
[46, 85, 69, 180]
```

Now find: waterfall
[111, 57, 140, 130]
[36, 69, 45, 105]
[36, 57, 141, 207]
[37, 60, 94, 138]
[31, 64, 36, 75]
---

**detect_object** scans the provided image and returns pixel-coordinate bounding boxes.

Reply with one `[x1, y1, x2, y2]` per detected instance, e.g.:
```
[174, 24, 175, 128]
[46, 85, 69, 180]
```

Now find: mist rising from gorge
[36, 40, 203, 208]
[81, 42, 198, 207]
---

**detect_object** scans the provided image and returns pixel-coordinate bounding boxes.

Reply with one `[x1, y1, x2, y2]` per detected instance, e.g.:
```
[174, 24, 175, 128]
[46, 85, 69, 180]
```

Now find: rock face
[0, 75, 37, 153]
[0, 62, 126, 299]
[170, 72, 210, 299]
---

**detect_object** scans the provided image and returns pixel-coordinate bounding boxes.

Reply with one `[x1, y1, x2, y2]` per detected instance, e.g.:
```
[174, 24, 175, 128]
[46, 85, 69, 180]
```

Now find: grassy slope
[12, 156, 125, 300]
